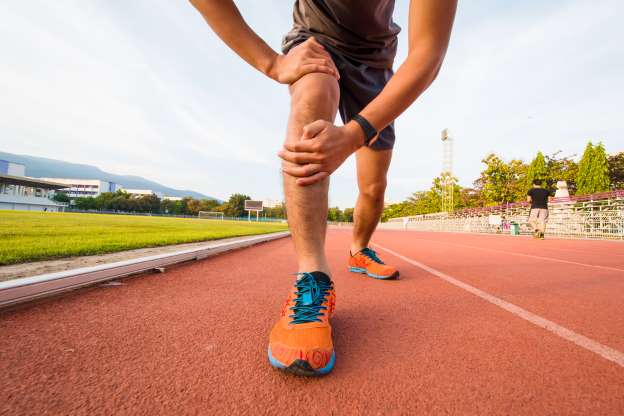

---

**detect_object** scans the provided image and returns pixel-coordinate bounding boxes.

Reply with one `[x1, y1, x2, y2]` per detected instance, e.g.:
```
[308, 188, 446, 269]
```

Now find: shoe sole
[268, 346, 335, 377]
[349, 266, 399, 280]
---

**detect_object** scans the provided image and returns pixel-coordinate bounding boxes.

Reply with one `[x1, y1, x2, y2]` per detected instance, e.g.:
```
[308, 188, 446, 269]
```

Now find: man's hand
[268, 38, 339, 84]
[278, 120, 365, 186]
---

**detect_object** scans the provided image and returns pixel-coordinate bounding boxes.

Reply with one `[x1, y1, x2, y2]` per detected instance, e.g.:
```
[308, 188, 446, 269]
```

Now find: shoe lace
[360, 248, 385, 264]
[289, 273, 332, 324]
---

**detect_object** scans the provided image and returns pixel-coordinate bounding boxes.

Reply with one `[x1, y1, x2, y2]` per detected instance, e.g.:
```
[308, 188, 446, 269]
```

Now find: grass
[0, 210, 288, 265]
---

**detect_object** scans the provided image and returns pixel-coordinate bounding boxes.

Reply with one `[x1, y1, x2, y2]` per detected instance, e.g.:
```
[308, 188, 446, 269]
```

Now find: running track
[1, 230, 623, 415]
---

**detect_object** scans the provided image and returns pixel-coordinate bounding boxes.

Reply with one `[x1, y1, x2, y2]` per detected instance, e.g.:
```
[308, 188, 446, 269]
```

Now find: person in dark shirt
[190, 0, 457, 376]
[527, 179, 550, 239]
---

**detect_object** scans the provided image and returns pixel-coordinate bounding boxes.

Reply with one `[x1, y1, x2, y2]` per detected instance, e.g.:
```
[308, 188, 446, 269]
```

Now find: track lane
[372, 230, 624, 352]
[1, 230, 623, 415]
[390, 230, 624, 268]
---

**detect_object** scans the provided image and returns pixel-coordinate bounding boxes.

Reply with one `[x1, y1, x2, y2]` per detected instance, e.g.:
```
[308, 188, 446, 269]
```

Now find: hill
[0, 151, 216, 200]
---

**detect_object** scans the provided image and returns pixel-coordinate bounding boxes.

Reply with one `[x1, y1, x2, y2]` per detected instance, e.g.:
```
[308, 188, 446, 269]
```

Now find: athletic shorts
[529, 208, 549, 222]
[282, 36, 396, 151]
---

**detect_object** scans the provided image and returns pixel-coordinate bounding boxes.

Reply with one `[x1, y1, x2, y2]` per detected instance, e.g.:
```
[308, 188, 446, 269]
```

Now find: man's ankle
[350, 245, 366, 256]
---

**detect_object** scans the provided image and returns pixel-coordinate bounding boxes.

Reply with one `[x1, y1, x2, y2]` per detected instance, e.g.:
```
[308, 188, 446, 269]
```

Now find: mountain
[0, 151, 218, 200]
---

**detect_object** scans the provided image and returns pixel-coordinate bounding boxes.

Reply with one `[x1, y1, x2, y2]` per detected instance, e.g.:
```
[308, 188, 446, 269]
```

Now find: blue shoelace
[361, 248, 385, 264]
[289, 273, 332, 324]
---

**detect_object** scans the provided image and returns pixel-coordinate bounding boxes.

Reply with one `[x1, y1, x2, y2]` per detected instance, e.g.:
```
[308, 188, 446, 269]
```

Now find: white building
[125, 189, 163, 199]
[0, 161, 68, 212]
[263, 199, 283, 208]
[163, 196, 183, 201]
[40, 178, 122, 198]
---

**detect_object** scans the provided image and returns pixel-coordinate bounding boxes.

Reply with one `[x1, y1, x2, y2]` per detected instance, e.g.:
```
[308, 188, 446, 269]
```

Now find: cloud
[1, 0, 621, 207]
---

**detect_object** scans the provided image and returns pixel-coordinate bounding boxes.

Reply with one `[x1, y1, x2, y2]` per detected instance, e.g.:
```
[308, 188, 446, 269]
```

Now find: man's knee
[289, 73, 339, 120]
[359, 180, 387, 202]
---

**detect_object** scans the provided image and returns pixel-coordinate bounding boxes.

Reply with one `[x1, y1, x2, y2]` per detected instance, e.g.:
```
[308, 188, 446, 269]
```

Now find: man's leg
[347, 147, 398, 279]
[268, 73, 339, 377]
[284, 73, 339, 274]
[350, 147, 392, 253]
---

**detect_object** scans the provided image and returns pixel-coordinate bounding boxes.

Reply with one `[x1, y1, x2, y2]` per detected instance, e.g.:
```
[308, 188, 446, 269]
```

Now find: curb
[0, 231, 290, 309]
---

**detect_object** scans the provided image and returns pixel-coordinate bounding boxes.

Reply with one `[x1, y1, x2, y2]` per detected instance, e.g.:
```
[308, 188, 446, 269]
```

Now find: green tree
[576, 141, 594, 194]
[52, 192, 70, 203]
[545, 151, 578, 194]
[224, 193, 251, 218]
[525, 151, 547, 190]
[327, 207, 343, 222]
[608, 152, 624, 190]
[73, 197, 97, 210]
[342, 208, 354, 222]
[591, 142, 610, 193]
[474, 154, 517, 205]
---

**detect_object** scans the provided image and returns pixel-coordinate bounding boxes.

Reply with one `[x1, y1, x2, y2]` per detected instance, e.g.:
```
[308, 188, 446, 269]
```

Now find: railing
[382, 190, 624, 240]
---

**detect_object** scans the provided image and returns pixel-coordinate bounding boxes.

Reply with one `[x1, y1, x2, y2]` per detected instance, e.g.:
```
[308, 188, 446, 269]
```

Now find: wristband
[352, 114, 377, 146]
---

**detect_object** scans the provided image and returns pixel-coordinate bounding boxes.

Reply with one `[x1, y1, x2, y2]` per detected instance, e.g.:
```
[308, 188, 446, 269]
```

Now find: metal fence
[62, 209, 286, 222]
[381, 191, 624, 240]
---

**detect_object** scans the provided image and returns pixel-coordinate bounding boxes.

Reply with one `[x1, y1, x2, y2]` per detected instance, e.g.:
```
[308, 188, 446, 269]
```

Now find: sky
[1, 0, 622, 207]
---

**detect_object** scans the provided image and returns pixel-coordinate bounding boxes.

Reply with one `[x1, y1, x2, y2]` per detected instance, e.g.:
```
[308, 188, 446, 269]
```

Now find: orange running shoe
[349, 247, 399, 280]
[268, 272, 336, 376]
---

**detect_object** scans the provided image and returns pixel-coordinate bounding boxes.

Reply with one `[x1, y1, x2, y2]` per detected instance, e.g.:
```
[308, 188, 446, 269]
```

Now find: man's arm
[189, 0, 338, 83]
[359, 0, 458, 135]
[279, 0, 458, 186]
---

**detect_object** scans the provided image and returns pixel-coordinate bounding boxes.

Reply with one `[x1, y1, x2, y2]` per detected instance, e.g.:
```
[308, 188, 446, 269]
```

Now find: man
[527, 179, 550, 239]
[190, 0, 457, 376]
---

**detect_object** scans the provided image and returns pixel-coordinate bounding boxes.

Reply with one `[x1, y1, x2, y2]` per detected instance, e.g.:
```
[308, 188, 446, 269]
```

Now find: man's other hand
[268, 38, 339, 85]
[278, 120, 365, 186]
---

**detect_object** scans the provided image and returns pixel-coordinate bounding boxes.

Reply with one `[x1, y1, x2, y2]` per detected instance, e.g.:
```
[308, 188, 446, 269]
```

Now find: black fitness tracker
[352, 114, 377, 146]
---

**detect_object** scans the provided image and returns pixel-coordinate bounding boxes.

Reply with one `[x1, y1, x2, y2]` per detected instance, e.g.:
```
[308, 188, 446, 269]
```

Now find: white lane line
[406, 237, 624, 274]
[371, 242, 624, 368]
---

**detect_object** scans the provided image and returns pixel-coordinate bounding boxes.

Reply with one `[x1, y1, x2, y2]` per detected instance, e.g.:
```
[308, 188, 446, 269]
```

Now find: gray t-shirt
[283, 0, 401, 69]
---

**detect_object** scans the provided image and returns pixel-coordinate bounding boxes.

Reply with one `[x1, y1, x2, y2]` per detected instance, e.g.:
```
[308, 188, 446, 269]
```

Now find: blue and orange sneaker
[349, 247, 399, 280]
[268, 272, 336, 376]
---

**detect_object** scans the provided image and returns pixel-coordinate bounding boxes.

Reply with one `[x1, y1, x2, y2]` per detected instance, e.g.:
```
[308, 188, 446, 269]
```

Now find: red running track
[1, 230, 624, 415]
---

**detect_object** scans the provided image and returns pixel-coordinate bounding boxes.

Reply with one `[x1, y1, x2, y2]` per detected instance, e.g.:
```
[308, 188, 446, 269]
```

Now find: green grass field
[0, 211, 288, 265]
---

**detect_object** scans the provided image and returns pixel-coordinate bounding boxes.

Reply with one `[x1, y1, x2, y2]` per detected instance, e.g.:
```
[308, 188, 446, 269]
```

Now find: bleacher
[382, 190, 624, 239]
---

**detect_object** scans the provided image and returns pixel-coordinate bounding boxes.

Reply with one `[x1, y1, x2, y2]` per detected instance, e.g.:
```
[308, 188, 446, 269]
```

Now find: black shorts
[282, 36, 396, 151]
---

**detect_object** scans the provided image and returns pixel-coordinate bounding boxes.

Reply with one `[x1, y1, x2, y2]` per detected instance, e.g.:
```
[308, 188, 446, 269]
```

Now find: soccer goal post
[198, 211, 224, 220]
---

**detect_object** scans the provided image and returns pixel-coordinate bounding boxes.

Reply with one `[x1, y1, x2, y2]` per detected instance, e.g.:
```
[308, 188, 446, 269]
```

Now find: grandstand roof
[0, 174, 68, 190]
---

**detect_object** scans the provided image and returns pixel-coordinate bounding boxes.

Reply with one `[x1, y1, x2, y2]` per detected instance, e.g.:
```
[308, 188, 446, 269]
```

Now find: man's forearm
[189, 0, 278, 78]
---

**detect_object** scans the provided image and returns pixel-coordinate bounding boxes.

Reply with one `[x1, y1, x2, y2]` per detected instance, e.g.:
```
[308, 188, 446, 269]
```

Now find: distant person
[527, 179, 550, 239]
[190, 0, 457, 376]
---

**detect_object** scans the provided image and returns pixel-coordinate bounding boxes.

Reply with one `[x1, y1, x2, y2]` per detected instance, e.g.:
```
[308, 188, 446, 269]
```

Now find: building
[125, 189, 163, 199]
[0, 161, 68, 212]
[263, 199, 283, 208]
[163, 196, 183, 201]
[0, 160, 26, 176]
[40, 178, 122, 198]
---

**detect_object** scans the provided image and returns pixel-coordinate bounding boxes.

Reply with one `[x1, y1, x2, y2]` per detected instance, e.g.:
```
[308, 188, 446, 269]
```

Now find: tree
[591, 142, 610, 193]
[342, 208, 354, 222]
[327, 207, 343, 222]
[576, 141, 610, 195]
[224, 193, 251, 218]
[52, 192, 70, 203]
[474, 154, 520, 205]
[545, 151, 578, 194]
[608, 152, 624, 190]
[525, 151, 547, 190]
[576, 141, 594, 195]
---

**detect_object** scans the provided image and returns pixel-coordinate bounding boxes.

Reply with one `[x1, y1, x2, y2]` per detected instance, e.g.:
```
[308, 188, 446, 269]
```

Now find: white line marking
[407, 237, 624, 273]
[371, 242, 624, 368]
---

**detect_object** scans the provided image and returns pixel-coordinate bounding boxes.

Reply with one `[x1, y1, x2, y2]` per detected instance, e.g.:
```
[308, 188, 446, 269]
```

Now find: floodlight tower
[441, 128, 454, 213]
